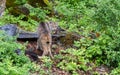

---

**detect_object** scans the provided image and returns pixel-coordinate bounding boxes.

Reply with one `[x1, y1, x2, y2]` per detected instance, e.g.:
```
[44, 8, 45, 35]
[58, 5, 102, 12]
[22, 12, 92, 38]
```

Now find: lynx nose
[46, 41, 50, 44]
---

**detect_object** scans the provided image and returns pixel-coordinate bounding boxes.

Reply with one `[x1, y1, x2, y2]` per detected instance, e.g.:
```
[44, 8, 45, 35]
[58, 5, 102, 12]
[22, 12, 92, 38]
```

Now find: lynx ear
[38, 22, 45, 31]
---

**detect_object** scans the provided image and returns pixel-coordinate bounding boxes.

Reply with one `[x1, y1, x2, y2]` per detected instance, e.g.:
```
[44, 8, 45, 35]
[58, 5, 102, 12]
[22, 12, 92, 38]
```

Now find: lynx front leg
[42, 50, 48, 56]
[49, 51, 53, 59]
[36, 41, 39, 49]
[36, 45, 39, 50]
[42, 50, 53, 59]
[48, 48, 53, 59]
[38, 50, 48, 59]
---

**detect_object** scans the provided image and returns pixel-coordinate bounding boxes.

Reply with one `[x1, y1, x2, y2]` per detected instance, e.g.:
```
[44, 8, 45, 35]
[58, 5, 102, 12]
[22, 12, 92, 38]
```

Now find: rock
[18, 31, 38, 39]
[0, 24, 18, 36]
[15, 49, 22, 55]
[27, 0, 47, 7]
[9, 6, 30, 16]
[0, 24, 65, 39]
[0, 24, 38, 38]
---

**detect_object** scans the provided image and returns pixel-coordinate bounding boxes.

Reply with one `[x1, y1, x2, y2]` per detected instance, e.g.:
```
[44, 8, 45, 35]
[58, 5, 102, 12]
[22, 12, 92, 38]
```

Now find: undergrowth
[0, 0, 120, 75]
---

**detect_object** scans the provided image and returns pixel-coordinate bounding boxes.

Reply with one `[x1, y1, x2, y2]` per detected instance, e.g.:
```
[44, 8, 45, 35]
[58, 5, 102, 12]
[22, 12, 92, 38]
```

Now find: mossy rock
[9, 6, 30, 16]
[27, 0, 47, 7]
[60, 32, 80, 47]
[6, 0, 18, 8]
[6, 0, 54, 21]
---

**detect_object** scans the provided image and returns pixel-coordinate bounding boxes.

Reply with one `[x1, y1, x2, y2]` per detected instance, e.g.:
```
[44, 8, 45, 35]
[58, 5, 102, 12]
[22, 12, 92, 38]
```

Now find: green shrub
[0, 31, 39, 75]
[1, 0, 120, 74]
[56, 0, 120, 74]
[55, 48, 89, 75]
[0, 10, 38, 31]
[1, 0, 49, 31]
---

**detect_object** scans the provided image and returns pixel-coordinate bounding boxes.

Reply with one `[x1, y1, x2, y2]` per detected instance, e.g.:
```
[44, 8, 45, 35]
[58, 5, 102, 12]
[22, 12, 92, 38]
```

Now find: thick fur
[37, 22, 53, 58]
[0, 0, 6, 16]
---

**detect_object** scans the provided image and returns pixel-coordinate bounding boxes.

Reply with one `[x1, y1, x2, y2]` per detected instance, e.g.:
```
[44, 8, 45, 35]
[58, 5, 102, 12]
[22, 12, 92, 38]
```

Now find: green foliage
[56, 0, 120, 74]
[1, 0, 50, 31]
[0, 31, 40, 75]
[15, 0, 27, 5]
[0, 10, 39, 31]
[74, 28, 120, 67]
[93, 0, 120, 26]
[110, 63, 120, 75]
[1, 0, 120, 74]
[24, 4, 48, 20]
[55, 48, 89, 74]
[40, 56, 53, 69]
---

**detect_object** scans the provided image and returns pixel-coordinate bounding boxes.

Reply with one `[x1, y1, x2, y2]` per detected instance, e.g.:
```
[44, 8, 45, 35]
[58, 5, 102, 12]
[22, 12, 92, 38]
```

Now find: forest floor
[18, 39, 111, 75]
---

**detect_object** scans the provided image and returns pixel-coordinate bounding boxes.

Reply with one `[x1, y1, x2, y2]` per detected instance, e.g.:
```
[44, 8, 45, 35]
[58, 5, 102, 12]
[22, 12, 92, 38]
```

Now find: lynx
[37, 22, 53, 58]
[0, 0, 6, 16]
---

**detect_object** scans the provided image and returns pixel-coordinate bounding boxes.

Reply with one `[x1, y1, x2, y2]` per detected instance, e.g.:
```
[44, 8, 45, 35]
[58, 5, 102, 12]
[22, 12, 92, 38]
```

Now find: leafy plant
[0, 31, 40, 75]
[56, 0, 120, 74]
[55, 48, 89, 74]
[1, 0, 120, 74]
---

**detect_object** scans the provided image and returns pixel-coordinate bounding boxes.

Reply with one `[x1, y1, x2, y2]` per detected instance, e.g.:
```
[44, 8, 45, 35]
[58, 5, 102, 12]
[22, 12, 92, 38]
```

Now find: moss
[6, 0, 17, 8]
[60, 32, 80, 47]
[27, 0, 47, 7]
